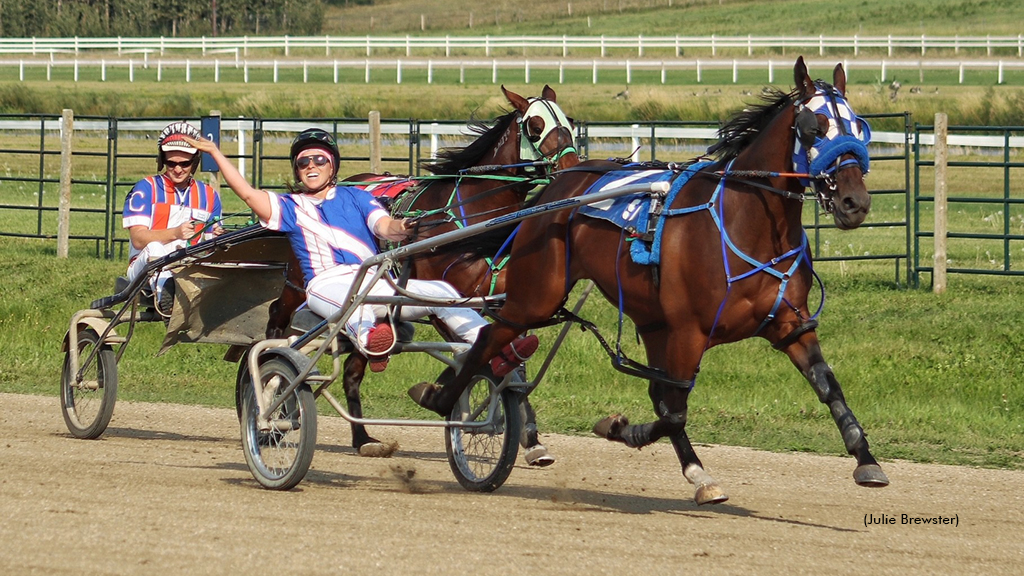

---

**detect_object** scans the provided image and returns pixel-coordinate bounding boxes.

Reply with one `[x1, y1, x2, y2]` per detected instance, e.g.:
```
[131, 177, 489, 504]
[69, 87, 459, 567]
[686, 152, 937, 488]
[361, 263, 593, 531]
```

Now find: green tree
[0, 0, 325, 37]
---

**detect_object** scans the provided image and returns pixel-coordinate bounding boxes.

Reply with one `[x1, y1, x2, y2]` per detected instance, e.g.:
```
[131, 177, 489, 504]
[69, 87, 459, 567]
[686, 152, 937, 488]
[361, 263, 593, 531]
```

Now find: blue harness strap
[573, 160, 824, 385]
[631, 161, 713, 265]
[702, 160, 813, 344]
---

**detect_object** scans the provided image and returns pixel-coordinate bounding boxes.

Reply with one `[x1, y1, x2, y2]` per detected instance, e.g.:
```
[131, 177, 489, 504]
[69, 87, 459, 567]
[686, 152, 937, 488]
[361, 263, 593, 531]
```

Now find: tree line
[0, 0, 352, 38]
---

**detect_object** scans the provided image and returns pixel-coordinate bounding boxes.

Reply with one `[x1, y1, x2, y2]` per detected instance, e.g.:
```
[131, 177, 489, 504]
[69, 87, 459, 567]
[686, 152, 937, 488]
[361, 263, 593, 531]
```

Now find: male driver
[122, 121, 223, 315]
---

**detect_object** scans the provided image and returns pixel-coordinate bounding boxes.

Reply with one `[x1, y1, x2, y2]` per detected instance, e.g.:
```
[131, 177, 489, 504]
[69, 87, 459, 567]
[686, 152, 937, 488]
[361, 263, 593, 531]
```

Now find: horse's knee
[804, 361, 846, 404]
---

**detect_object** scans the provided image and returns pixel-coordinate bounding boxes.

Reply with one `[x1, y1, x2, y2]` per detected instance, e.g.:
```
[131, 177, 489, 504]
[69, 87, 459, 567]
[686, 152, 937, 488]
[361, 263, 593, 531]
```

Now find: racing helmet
[157, 121, 201, 172]
[290, 128, 341, 183]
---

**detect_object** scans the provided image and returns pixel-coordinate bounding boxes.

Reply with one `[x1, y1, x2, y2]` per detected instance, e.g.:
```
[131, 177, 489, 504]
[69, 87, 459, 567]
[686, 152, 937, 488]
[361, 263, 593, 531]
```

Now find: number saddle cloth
[576, 162, 711, 266]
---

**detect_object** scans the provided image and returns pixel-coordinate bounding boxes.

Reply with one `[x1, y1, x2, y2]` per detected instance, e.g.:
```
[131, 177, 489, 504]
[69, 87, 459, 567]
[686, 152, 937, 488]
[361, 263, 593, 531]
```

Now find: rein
[407, 172, 550, 228]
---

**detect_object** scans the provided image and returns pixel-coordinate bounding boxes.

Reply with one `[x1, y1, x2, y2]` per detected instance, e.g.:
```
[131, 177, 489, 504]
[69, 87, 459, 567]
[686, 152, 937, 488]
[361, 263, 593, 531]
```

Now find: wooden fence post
[57, 109, 73, 258]
[933, 112, 948, 294]
[369, 111, 382, 174]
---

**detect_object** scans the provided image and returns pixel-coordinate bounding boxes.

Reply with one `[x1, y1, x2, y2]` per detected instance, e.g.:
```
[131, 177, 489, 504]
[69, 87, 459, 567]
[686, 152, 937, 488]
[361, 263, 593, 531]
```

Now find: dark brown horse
[409, 57, 889, 503]
[264, 85, 579, 460]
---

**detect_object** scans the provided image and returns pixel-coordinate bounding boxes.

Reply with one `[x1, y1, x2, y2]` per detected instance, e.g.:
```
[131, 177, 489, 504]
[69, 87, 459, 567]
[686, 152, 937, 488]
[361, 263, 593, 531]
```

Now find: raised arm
[184, 136, 272, 222]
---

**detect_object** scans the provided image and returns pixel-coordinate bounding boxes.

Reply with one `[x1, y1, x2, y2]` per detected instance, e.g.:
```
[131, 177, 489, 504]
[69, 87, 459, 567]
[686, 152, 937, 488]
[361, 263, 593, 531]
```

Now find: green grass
[323, 0, 1024, 40]
[1, 236, 1021, 469]
[3, 73, 1024, 126]
[0, 0, 1021, 468]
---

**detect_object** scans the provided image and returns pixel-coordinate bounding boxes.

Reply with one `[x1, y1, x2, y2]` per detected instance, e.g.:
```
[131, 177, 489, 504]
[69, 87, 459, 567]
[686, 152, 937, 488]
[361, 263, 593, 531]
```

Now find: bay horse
[409, 57, 889, 503]
[264, 85, 579, 461]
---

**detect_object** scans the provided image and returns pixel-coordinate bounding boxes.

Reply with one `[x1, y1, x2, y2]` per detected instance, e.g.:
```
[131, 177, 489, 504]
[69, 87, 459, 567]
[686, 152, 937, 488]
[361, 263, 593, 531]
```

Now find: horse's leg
[779, 332, 889, 487]
[592, 329, 728, 505]
[266, 255, 305, 339]
[342, 353, 397, 457]
[593, 379, 727, 505]
[518, 390, 555, 466]
[409, 321, 524, 415]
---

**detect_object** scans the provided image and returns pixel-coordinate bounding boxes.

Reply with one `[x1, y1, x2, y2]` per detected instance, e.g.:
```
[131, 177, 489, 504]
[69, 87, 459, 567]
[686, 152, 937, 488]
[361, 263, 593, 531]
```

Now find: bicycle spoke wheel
[239, 357, 317, 491]
[60, 328, 118, 439]
[445, 372, 522, 492]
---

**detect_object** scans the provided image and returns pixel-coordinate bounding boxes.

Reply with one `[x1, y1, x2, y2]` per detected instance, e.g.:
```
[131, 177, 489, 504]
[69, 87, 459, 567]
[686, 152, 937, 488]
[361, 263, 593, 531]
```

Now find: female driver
[186, 129, 536, 373]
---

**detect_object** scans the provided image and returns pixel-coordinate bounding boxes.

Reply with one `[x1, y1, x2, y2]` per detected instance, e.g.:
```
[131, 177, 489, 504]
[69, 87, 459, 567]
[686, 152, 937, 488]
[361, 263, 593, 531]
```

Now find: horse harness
[534, 83, 872, 386]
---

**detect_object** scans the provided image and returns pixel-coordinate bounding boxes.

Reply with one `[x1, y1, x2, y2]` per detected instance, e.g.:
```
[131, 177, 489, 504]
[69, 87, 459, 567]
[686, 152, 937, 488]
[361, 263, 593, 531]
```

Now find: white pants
[305, 264, 487, 347]
[126, 240, 186, 294]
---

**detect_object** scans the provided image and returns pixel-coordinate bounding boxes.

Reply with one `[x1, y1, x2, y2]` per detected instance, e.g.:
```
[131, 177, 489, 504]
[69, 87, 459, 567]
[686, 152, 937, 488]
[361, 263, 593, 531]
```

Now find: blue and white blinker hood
[792, 82, 871, 187]
[519, 97, 576, 169]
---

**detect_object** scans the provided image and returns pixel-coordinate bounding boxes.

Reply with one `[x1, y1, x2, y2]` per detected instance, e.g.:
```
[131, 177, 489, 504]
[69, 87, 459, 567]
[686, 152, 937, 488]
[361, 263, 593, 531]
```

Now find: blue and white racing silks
[263, 186, 389, 286]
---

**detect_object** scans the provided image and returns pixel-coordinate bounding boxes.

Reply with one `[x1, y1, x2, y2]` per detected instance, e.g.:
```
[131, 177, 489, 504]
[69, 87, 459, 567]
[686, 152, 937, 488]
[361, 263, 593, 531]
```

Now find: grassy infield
[0, 0, 1022, 470]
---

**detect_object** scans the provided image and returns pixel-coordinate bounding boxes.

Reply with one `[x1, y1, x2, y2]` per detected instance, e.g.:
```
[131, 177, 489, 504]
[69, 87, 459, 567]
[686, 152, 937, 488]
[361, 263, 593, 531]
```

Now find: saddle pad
[577, 163, 710, 266]
[576, 170, 676, 230]
[356, 176, 416, 202]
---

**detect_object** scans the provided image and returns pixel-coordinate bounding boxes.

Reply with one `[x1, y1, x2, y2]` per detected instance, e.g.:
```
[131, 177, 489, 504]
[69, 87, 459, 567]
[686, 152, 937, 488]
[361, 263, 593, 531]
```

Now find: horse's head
[502, 85, 580, 172]
[793, 57, 872, 230]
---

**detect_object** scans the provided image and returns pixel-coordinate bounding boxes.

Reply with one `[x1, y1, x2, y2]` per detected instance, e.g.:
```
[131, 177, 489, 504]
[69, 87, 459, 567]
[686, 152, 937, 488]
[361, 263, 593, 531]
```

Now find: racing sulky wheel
[239, 356, 317, 490]
[445, 368, 523, 492]
[60, 328, 118, 439]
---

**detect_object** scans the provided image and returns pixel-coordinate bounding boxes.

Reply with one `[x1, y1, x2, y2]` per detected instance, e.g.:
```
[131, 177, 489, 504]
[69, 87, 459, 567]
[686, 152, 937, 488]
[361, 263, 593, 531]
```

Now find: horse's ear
[502, 85, 530, 113]
[833, 63, 847, 96]
[794, 56, 814, 98]
[542, 84, 557, 102]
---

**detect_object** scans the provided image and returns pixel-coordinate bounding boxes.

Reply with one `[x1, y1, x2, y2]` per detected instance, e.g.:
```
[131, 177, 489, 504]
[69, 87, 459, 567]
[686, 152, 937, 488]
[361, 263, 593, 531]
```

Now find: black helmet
[289, 129, 340, 188]
[157, 121, 201, 172]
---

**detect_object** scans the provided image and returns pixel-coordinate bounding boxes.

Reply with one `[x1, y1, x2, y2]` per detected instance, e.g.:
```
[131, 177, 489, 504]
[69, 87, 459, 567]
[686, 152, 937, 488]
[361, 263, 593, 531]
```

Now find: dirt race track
[1, 392, 1022, 575]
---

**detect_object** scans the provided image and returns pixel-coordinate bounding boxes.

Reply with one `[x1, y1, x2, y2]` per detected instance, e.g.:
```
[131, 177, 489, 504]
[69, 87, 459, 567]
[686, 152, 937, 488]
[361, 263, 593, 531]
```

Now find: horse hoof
[854, 464, 890, 487]
[407, 382, 447, 416]
[694, 483, 729, 506]
[524, 444, 555, 467]
[358, 440, 398, 458]
[592, 414, 628, 440]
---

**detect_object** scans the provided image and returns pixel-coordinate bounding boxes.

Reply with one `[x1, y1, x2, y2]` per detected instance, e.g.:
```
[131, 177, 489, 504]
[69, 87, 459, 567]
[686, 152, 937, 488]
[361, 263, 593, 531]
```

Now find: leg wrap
[618, 400, 688, 448]
[807, 361, 864, 454]
[520, 421, 539, 448]
[620, 422, 656, 448]
[806, 361, 843, 403]
[658, 400, 687, 425]
[832, 404, 865, 452]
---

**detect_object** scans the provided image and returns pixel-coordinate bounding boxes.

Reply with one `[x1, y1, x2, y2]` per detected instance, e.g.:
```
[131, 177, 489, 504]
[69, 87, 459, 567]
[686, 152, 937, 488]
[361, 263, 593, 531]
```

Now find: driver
[185, 128, 537, 374]
[122, 122, 225, 316]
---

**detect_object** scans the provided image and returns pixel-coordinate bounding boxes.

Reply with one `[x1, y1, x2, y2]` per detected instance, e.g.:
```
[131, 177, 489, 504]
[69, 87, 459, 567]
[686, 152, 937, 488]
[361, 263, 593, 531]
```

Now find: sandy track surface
[1, 392, 1021, 575]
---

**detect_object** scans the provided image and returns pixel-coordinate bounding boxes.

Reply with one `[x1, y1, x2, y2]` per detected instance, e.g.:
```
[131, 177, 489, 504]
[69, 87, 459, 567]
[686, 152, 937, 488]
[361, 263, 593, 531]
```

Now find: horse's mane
[710, 87, 797, 161]
[421, 111, 518, 175]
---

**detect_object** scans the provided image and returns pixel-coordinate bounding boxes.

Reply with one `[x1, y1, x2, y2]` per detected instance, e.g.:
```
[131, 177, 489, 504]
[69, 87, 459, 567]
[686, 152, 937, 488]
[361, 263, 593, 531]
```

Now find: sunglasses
[164, 159, 194, 170]
[295, 155, 330, 169]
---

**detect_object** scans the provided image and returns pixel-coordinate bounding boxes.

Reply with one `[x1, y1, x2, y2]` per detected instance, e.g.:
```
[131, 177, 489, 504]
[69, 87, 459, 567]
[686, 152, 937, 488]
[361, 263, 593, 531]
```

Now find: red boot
[490, 334, 539, 377]
[366, 323, 395, 373]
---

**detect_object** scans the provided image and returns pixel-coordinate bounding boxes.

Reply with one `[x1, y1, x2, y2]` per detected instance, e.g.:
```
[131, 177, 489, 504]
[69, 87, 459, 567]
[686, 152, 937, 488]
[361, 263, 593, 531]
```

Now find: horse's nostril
[842, 196, 867, 213]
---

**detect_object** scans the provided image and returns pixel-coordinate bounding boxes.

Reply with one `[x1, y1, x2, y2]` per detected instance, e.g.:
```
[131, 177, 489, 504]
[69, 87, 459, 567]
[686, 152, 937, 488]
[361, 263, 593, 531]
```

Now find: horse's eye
[525, 116, 544, 143]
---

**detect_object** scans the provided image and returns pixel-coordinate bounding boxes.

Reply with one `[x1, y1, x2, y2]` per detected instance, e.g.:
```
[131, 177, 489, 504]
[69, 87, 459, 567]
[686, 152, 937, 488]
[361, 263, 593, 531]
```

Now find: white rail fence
[5, 57, 1024, 85]
[1, 35, 1023, 58]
